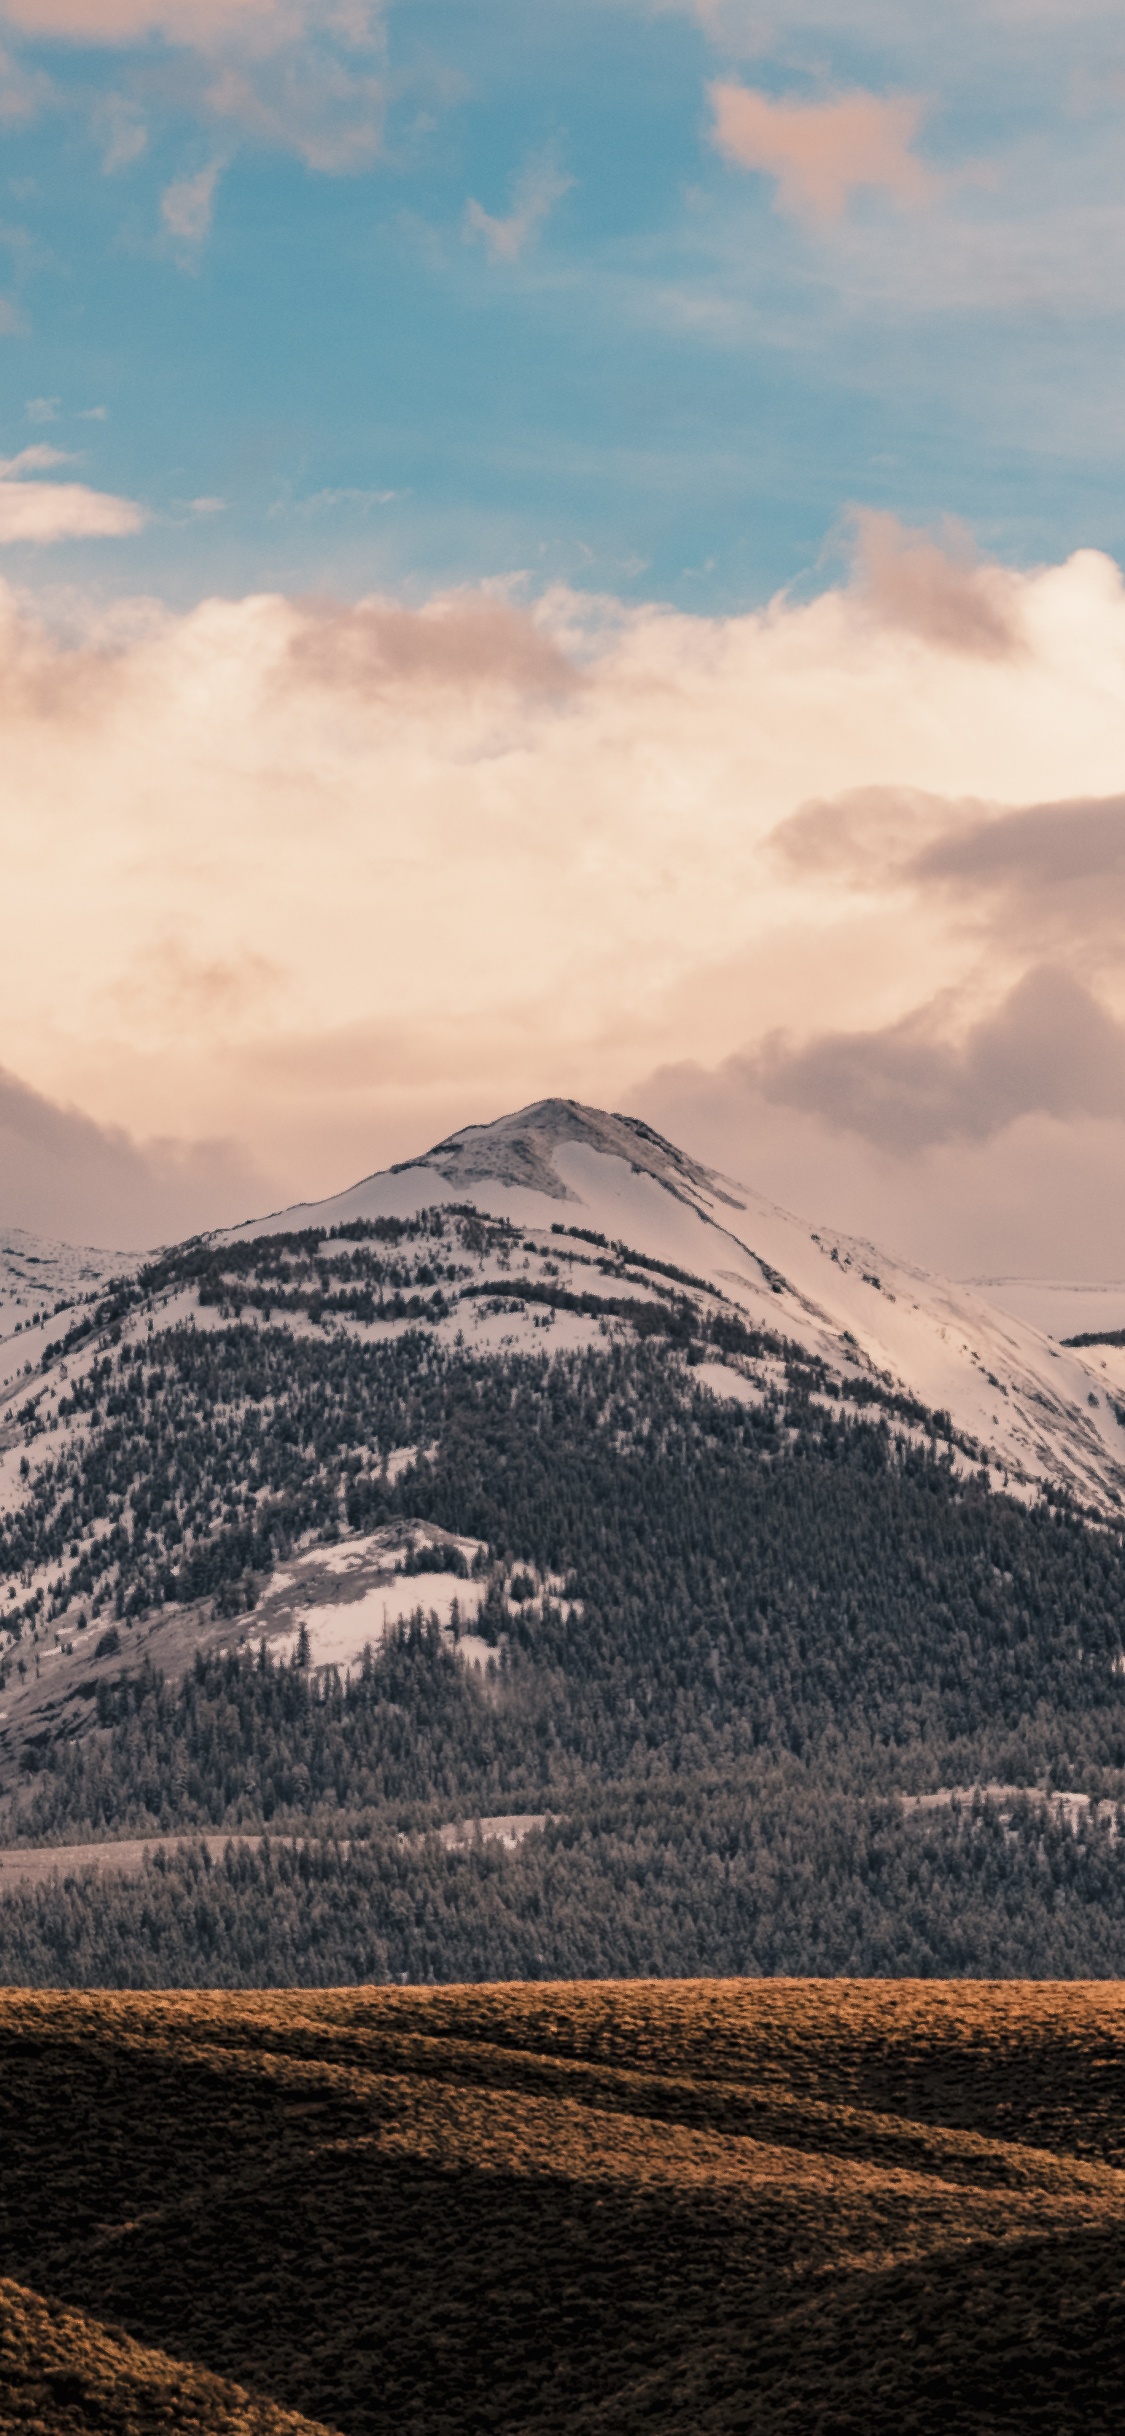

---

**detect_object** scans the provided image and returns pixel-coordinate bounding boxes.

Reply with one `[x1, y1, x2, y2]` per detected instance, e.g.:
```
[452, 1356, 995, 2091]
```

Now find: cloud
[98, 90, 147, 170]
[288, 486, 396, 514]
[770, 780, 1125, 958]
[769, 782, 965, 883]
[917, 794, 1125, 905]
[0, 38, 49, 118]
[0, 1058, 270, 1247]
[25, 395, 59, 421]
[287, 591, 582, 695]
[638, 1053, 1125, 1284]
[465, 151, 574, 263]
[0, 476, 143, 540]
[1, 2, 388, 173]
[203, 53, 383, 171]
[0, 441, 70, 472]
[0, 2, 374, 50]
[709, 82, 939, 221]
[2, 534, 1125, 1252]
[849, 508, 1024, 656]
[161, 158, 221, 243]
[746, 967, 1125, 1152]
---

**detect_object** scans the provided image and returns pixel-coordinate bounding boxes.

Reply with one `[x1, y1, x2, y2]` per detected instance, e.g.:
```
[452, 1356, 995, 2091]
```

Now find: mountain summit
[228, 1096, 1125, 1515]
[396, 1099, 735, 1209]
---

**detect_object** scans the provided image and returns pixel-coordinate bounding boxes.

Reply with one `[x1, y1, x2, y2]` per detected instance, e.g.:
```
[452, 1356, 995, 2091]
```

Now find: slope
[2, 1980, 1125, 2436]
[234, 1098, 1125, 1511]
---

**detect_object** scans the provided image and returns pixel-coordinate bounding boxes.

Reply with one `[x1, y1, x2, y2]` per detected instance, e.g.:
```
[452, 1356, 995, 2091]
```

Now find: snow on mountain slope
[0, 1229, 136, 1402]
[234, 1098, 1125, 1512]
[969, 1278, 1125, 1343]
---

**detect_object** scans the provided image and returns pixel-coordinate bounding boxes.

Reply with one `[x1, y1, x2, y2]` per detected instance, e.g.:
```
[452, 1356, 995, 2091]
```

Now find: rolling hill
[2, 1978, 1125, 2435]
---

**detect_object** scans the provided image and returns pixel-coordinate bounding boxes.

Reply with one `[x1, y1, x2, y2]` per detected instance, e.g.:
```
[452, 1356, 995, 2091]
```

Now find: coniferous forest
[4, 1249, 1125, 1984]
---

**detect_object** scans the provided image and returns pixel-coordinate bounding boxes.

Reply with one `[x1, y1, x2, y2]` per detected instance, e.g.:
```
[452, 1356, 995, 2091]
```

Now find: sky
[3, 0, 1125, 1274]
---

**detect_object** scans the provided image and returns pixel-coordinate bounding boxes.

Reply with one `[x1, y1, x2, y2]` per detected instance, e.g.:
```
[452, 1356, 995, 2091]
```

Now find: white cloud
[98, 91, 147, 171]
[0, 441, 70, 472]
[465, 151, 574, 263]
[288, 485, 397, 514]
[0, 475, 143, 539]
[160, 158, 221, 244]
[25, 395, 60, 421]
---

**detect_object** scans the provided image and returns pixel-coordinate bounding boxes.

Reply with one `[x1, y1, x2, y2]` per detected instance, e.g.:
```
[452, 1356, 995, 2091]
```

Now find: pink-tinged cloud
[709, 83, 938, 222]
[0, 1058, 269, 1246]
[0, 478, 143, 540]
[289, 592, 582, 695]
[0, 2, 365, 47]
[1, 536, 1125, 1259]
[1, 3, 387, 170]
[851, 508, 1023, 656]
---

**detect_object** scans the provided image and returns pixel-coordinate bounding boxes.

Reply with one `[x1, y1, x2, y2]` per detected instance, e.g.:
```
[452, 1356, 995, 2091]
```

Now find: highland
[2, 1100, 1125, 1984]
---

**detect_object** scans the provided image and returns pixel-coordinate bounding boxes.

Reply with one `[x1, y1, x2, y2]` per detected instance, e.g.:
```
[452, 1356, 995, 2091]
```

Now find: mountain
[4, 1095, 1125, 1986]
[0, 1228, 134, 1405]
[233, 1097, 1125, 1511]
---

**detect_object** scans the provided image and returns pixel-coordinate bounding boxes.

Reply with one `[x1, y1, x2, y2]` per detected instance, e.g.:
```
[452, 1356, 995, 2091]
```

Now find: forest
[4, 1281, 1125, 1980]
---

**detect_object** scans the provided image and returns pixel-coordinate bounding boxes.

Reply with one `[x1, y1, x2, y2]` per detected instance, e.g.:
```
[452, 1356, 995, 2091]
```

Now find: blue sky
[4, 0, 1125, 610]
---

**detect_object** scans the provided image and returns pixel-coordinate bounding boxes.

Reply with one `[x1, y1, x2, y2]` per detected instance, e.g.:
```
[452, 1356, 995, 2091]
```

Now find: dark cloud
[288, 595, 581, 698]
[916, 794, 1125, 901]
[850, 509, 1025, 658]
[0, 1063, 269, 1248]
[770, 785, 1125, 957]
[769, 784, 964, 882]
[745, 966, 1125, 1153]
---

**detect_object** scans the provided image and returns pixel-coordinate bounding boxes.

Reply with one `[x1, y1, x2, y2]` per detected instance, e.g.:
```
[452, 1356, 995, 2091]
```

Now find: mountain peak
[397, 1097, 745, 1210]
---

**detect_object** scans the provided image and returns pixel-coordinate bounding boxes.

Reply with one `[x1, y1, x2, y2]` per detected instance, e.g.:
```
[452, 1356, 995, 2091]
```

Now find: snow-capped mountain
[4, 1095, 1125, 1550]
[234, 1097, 1125, 1513]
[4, 1093, 1125, 1799]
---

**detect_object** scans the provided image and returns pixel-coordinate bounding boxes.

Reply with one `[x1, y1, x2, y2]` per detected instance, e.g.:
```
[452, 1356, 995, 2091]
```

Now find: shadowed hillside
[2, 1979, 1125, 2434]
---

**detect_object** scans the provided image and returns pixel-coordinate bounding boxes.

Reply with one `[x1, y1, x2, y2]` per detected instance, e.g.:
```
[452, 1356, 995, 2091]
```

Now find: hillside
[2, 1979, 1125, 2435]
[235, 1099, 1125, 1511]
[3, 1098, 1125, 1983]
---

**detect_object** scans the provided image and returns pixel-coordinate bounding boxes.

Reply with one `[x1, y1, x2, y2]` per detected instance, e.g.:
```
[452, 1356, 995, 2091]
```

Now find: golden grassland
[2, 1978, 1125, 2433]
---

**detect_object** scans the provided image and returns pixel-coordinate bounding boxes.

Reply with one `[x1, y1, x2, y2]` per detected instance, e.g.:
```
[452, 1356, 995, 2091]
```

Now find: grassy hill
[2, 1978, 1125, 2434]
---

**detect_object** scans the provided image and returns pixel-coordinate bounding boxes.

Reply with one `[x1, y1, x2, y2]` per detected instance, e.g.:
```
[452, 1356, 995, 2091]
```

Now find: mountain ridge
[5, 1094, 1125, 1515]
[215, 1094, 1125, 1514]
